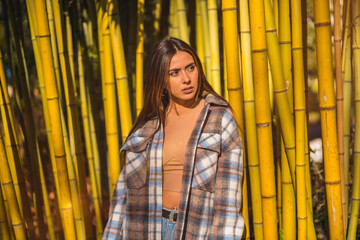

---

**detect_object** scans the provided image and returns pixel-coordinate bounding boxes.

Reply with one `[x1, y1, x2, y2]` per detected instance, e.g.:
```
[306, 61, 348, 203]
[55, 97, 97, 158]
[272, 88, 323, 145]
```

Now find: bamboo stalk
[264, 0, 296, 188]
[78, 42, 103, 239]
[313, 0, 345, 238]
[26, 1, 64, 234]
[333, 0, 346, 235]
[347, 0, 360, 238]
[34, 0, 76, 237]
[342, 0, 351, 227]
[222, 1, 248, 237]
[0, 129, 26, 239]
[195, 0, 205, 70]
[51, 1, 93, 237]
[153, 0, 161, 41]
[136, 0, 144, 115]
[102, 9, 121, 196]
[239, 0, 263, 238]
[207, 0, 221, 94]
[175, 0, 190, 44]
[45, 0, 62, 101]
[249, 0, 278, 237]
[198, 0, 212, 83]
[7, 0, 49, 235]
[107, 0, 133, 142]
[0, 185, 10, 239]
[289, 0, 307, 237]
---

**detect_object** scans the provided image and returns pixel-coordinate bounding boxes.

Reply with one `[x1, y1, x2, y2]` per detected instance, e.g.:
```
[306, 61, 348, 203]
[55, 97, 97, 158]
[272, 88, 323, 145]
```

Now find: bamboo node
[107, 132, 119, 136]
[291, 47, 303, 51]
[36, 34, 51, 38]
[314, 22, 331, 27]
[324, 180, 341, 185]
[221, 7, 237, 12]
[47, 96, 59, 101]
[227, 87, 243, 91]
[248, 164, 260, 168]
[261, 194, 277, 199]
[285, 146, 295, 150]
[279, 41, 291, 45]
[256, 122, 271, 127]
[273, 88, 288, 94]
[297, 216, 307, 220]
[266, 29, 277, 33]
[2, 181, 13, 186]
[240, 30, 251, 34]
[252, 48, 267, 53]
[55, 154, 66, 158]
[319, 106, 336, 111]
[116, 77, 128, 81]
[253, 222, 263, 225]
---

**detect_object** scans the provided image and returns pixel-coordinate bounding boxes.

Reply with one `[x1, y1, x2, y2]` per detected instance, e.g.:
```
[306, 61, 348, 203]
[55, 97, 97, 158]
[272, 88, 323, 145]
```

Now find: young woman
[103, 38, 244, 239]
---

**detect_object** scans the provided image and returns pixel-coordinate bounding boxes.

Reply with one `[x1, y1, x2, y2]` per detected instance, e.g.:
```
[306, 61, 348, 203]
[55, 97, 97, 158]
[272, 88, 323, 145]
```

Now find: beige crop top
[162, 99, 205, 209]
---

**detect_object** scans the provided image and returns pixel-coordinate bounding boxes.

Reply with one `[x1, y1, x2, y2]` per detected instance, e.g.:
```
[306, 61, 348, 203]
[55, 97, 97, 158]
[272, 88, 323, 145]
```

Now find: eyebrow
[168, 62, 195, 72]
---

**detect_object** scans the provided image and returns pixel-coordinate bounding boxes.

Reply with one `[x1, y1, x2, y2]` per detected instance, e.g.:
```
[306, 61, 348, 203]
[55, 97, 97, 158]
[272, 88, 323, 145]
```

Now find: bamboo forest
[0, 0, 359, 239]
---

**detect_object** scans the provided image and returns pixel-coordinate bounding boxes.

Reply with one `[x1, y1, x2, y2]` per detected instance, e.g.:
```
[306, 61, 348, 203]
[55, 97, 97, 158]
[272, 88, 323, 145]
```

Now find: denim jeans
[161, 217, 176, 239]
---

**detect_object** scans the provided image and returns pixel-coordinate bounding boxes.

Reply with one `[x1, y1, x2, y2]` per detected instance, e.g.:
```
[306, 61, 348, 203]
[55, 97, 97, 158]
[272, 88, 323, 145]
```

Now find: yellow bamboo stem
[34, 0, 76, 237]
[102, 11, 121, 196]
[348, 0, 360, 238]
[313, 0, 345, 238]
[239, 0, 263, 237]
[342, 0, 351, 226]
[65, 13, 76, 96]
[0, 185, 10, 239]
[249, 0, 278, 237]
[153, 0, 161, 41]
[264, 0, 296, 188]
[334, 0, 346, 234]
[222, 1, 249, 238]
[198, 0, 212, 83]
[175, 0, 190, 44]
[51, 1, 93, 237]
[108, 0, 133, 142]
[169, 0, 180, 38]
[207, 0, 221, 94]
[45, 0, 62, 101]
[78, 42, 103, 239]
[136, 0, 144, 115]
[289, 0, 307, 237]
[195, 0, 205, 70]
[0, 131, 26, 239]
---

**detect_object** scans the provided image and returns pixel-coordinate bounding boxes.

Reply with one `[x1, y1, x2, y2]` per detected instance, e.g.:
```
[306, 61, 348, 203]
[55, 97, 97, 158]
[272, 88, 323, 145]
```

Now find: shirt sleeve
[103, 153, 127, 239]
[211, 108, 244, 239]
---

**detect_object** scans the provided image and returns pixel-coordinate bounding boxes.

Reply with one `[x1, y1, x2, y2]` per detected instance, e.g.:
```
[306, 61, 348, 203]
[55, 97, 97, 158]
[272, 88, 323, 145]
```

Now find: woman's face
[167, 51, 199, 107]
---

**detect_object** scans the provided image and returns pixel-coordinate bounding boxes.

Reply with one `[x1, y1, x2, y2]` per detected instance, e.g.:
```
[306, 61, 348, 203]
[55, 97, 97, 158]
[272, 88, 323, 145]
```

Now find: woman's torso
[162, 99, 205, 209]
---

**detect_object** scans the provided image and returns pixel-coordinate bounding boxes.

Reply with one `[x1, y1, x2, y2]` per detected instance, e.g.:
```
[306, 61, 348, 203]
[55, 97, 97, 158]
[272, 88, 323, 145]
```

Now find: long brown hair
[128, 37, 224, 138]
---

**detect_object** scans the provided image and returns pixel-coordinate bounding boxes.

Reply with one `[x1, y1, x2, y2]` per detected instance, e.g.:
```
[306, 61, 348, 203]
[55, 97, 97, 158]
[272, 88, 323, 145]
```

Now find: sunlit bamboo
[249, 0, 278, 237]
[136, 0, 144, 115]
[348, 0, 360, 238]
[199, 0, 212, 83]
[34, 0, 76, 237]
[239, 0, 263, 238]
[313, 0, 345, 238]
[207, 0, 221, 94]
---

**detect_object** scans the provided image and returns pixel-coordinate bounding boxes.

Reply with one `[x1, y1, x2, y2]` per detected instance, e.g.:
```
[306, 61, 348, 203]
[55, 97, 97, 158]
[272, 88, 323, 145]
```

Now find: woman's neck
[168, 97, 203, 116]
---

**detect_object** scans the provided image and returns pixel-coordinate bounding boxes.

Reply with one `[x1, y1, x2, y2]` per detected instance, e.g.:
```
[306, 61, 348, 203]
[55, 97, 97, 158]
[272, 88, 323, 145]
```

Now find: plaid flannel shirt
[103, 94, 244, 239]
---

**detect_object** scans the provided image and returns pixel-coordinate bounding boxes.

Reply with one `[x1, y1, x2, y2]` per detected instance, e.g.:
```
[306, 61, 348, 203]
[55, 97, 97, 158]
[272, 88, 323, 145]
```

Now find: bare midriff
[162, 99, 204, 209]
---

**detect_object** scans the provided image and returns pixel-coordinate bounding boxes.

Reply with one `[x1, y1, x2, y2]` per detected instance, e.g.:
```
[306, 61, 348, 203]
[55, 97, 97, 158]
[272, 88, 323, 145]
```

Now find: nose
[181, 71, 191, 84]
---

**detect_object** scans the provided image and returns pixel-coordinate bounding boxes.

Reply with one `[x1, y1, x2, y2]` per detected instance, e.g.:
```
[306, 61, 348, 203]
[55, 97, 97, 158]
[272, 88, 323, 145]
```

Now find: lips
[182, 87, 194, 94]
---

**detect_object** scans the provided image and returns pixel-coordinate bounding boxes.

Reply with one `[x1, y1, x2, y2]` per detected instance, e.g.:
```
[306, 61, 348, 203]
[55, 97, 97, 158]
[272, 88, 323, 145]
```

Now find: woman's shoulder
[121, 118, 159, 153]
